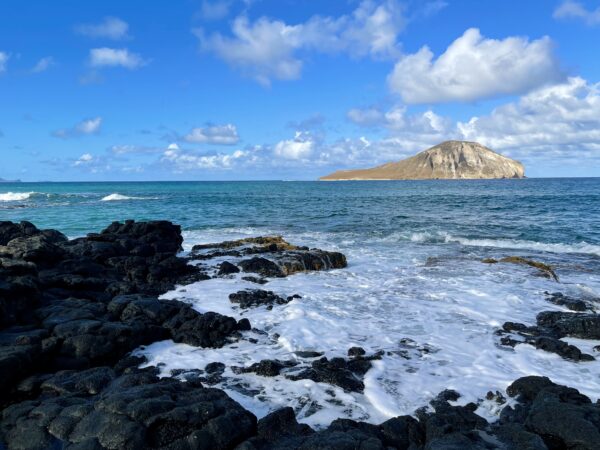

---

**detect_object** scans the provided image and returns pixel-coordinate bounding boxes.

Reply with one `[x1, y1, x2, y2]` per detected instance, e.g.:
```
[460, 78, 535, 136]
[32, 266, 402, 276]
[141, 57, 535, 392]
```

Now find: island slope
[320, 140, 525, 180]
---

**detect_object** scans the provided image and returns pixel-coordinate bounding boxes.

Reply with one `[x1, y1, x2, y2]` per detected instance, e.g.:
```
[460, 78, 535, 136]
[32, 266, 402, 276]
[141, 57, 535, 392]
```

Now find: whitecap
[0, 191, 37, 202]
[100, 193, 149, 201]
[442, 234, 600, 257]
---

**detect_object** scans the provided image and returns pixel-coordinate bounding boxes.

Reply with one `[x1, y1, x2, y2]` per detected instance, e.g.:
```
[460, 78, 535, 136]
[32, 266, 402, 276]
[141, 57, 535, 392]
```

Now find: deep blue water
[1, 179, 599, 247]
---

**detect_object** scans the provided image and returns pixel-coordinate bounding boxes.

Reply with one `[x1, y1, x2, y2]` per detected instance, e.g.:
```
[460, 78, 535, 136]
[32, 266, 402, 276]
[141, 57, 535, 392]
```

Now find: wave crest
[100, 193, 159, 201]
[0, 192, 37, 202]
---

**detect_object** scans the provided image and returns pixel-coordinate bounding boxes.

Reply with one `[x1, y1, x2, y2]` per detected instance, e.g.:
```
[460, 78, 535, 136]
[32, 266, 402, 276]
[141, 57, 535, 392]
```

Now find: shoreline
[1, 220, 599, 449]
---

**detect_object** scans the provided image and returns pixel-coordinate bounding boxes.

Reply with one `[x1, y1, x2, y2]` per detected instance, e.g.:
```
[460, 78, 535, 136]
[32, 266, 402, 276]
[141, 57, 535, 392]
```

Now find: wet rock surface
[482, 256, 559, 281]
[191, 235, 347, 278]
[2, 221, 600, 449]
[286, 351, 384, 393]
[229, 289, 300, 309]
[497, 299, 600, 361]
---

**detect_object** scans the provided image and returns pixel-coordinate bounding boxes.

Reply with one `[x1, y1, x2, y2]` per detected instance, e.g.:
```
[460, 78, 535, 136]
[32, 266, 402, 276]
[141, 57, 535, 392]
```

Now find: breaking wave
[0, 192, 38, 202]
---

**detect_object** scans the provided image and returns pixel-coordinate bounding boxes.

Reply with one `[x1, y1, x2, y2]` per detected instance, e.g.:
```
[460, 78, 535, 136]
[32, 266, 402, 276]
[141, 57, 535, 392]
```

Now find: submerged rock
[545, 292, 588, 311]
[483, 256, 558, 281]
[218, 261, 240, 275]
[232, 359, 299, 377]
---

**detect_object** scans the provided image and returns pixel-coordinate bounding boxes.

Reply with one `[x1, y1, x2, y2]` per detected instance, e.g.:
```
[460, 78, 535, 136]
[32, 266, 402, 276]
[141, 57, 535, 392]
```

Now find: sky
[1, 0, 600, 181]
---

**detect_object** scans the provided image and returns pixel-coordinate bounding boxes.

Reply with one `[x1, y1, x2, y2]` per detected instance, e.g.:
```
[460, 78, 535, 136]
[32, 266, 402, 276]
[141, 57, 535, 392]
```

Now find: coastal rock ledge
[320, 140, 525, 180]
[2, 220, 600, 449]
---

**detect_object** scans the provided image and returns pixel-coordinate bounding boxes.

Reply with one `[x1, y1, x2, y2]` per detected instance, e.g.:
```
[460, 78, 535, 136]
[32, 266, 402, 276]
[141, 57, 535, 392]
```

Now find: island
[320, 140, 525, 180]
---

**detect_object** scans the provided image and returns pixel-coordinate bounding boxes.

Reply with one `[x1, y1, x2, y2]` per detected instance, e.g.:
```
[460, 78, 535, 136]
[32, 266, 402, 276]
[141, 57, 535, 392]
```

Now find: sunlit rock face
[320, 141, 525, 180]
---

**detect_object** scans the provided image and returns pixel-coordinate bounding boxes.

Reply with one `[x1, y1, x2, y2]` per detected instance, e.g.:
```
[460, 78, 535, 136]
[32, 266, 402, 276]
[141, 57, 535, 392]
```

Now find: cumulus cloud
[273, 132, 315, 159]
[345, 76, 600, 165]
[31, 56, 55, 73]
[53, 117, 102, 139]
[89, 48, 147, 69]
[161, 145, 250, 171]
[554, 1, 600, 25]
[184, 124, 240, 145]
[457, 77, 600, 158]
[348, 105, 452, 135]
[388, 28, 562, 104]
[75, 17, 130, 40]
[0, 52, 9, 73]
[196, 0, 405, 84]
[74, 153, 94, 166]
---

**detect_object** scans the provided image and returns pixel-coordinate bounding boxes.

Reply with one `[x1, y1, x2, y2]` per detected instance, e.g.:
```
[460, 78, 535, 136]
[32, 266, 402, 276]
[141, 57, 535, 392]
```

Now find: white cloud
[32, 56, 54, 73]
[76, 17, 130, 40]
[196, 0, 405, 84]
[0, 52, 9, 73]
[348, 105, 452, 135]
[109, 144, 167, 155]
[195, 17, 303, 85]
[345, 77, 600, 165]
[273, 132, 315, 159]
[388, 28, 562, 104]
[161, 145, 250, 170]
[54, 117, 102, 139]
[554, 1, 600, 25]
[457, 77, 600, 158]
[72, 153, 111, 173]
[74, 153, 94, 166]
[89, 48, 147, 70]
[76, 117, 102, 134]
[200, 0, 232, 21]
[184, 124, 240, 145]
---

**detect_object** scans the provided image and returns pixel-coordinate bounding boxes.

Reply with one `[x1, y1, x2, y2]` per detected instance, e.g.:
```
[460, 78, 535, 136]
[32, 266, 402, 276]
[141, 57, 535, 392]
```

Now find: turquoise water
[1, 179, 599, 245]
[2, 179, 600, 426]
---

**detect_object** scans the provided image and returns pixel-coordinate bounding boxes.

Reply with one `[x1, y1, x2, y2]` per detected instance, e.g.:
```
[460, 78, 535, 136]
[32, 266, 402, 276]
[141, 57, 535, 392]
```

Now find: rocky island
[320, 141, 525, 180]
[1, 219, 600, 449]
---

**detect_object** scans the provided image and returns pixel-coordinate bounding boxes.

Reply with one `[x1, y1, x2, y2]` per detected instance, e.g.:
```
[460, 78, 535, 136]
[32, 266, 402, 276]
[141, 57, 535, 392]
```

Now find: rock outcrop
[4, 220, 600, 449]
[320, 140, 525, 180]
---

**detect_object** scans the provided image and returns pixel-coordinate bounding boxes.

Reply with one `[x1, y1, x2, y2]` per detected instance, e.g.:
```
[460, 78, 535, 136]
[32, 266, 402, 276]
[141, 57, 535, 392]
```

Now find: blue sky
[1, 0, 600, 181]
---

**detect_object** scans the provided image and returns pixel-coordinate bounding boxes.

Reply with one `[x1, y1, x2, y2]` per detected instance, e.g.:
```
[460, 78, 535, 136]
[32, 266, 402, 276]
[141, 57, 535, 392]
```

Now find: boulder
[0, 368, 257, 450]
[229, 290, 295, 309]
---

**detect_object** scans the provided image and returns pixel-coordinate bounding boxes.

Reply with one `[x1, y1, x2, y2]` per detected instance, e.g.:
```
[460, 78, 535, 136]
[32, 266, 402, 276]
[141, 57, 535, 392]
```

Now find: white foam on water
[100, 193, 153, 201]
[384, 231, 600, 256]
[443, 235, 600, 257]
[137, 228, 600, 428]
[0, 192, 37, 201]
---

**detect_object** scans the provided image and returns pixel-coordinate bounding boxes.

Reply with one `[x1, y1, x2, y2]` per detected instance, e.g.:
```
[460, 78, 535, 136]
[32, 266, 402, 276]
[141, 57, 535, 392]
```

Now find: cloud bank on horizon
[1, 0, 599, 180]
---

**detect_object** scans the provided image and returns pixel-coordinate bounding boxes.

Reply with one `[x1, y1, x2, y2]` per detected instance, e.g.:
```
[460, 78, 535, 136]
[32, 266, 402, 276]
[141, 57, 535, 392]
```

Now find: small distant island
[320, 140, 525, 180]
[0, 178, 21, 183]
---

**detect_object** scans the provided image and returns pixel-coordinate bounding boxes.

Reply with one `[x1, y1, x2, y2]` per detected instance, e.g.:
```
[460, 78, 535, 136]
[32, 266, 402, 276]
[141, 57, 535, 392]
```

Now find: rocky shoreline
[1, 220, 600, 449]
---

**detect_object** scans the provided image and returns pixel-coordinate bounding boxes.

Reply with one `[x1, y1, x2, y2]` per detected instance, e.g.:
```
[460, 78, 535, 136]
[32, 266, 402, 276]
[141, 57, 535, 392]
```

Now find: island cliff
[320, 140, 525, 180]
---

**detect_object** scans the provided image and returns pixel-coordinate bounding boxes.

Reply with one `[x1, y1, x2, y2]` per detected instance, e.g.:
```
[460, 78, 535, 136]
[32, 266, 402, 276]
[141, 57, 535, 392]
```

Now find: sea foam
[0, 192, 37, 202]
[137, 228, 600, 428]
[101, 193, 143, 201]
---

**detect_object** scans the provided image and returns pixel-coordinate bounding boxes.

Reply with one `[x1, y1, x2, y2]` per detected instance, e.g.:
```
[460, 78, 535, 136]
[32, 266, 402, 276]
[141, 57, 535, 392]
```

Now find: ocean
[2, 179, 600, 427]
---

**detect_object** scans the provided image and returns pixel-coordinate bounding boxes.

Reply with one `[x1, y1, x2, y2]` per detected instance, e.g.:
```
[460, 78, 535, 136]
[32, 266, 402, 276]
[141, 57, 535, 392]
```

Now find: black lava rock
[229, 289, 292, 309]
